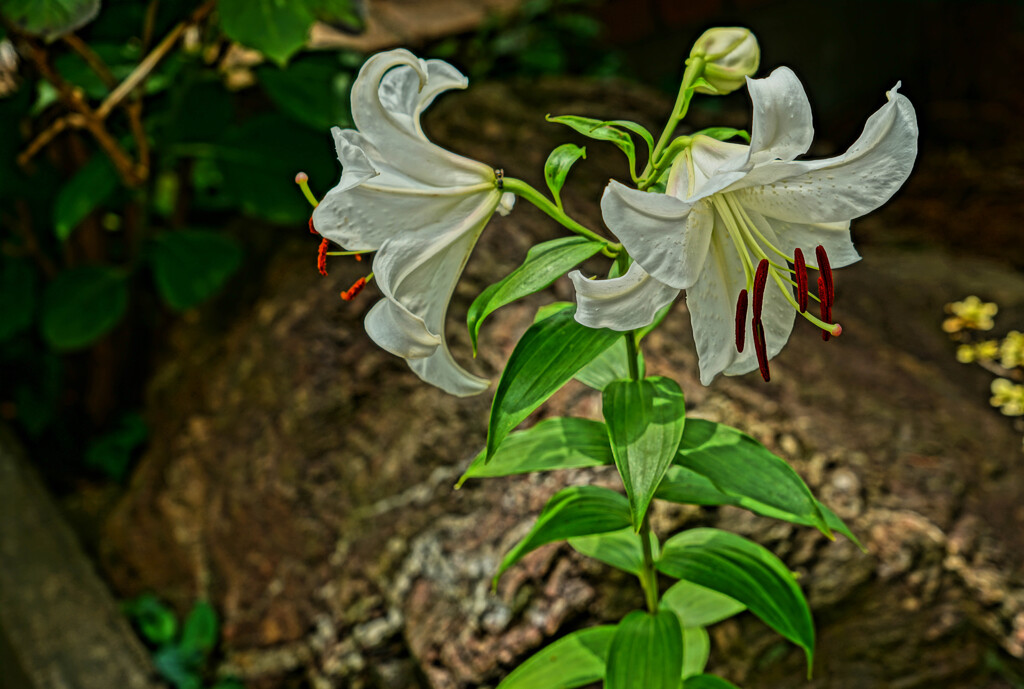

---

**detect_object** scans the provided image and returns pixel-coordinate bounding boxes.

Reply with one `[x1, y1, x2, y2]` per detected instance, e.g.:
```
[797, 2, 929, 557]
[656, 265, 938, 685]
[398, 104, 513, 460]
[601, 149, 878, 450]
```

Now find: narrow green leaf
[692, 127, 751, 143]
[497, 626, 615, 689]
[149, 230, 243, 311]
[0, 0, 99, 39]
[545, 114, 636, 177]
[600, 119, 655, 156]
[661, 580, 746, 629]
[675, 419, 830, 537]
[458, 417, 610, 488]
[569, 527, 658, 576]
[217, 0, 314, 66]
[181, 600, 218, 654]
[41, 266, 128, 350]
[543, 143, 587, 206]
[53, 155, 119, 242]
[495, 485, 631, 584]
[682, 626, 711, 679]
[684, 675, 742, 689]
[0, 256, 36, 342]
[468, 237, 604, 354]
[606, 609, 683, 689]
[486, 306, 621, 460]
[574, 336, 644, 391]
[657, 528, 815, 671]
[603, 376, 686, 528]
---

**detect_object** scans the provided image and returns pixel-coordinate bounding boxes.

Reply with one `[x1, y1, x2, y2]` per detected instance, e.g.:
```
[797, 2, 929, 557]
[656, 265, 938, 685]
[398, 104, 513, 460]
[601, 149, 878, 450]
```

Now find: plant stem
[641, 56, 705, 181]
[625, 330, 640, 381]
[639, 514, 659, 613]
[502, 177, 620, 257]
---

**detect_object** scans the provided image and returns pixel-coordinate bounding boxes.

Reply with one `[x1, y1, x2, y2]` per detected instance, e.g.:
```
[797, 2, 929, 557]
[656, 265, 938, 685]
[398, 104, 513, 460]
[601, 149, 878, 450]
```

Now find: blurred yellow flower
[1000, 330, 1024, 369]
[990, 378, 1024, 416]
[956, 340, 999, 363]
[943, 295, 998, 333]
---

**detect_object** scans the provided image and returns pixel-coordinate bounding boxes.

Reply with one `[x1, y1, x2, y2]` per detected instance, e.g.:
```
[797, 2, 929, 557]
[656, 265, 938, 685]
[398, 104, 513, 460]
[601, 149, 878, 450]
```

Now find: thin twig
[61, 33, 117, 88]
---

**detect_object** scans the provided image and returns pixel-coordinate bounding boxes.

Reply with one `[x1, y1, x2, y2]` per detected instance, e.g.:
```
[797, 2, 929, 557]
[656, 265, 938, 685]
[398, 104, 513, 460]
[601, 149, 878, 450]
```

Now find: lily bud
[690, 27, 760, 95]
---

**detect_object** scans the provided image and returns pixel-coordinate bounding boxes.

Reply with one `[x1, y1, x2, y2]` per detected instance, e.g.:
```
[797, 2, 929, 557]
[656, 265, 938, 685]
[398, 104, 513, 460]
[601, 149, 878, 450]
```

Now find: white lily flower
[312, 49, 514, 397]
[571, 66, 918, 385]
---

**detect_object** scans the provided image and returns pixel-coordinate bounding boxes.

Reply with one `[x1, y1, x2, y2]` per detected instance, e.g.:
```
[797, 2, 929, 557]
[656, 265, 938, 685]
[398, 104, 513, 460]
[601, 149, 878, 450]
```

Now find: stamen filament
[770, 272, 839, 333]
[711, 196, 755, 286]
[727, 196, 792, 264]
[295, 172, 319, 208]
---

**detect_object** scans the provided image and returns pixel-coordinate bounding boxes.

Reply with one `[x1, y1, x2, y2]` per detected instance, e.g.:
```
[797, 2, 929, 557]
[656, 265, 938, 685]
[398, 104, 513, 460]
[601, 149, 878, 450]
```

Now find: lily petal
[734, 84, 918, 223]
[570, 262, 680, 331]
[687, 213, 794, 384]
[330, 128, 379, 193]
[350, 49, 491, 186]
[745, 207, 860, 269]
[600, 180, 712, 290]
[743, 66, 814, 166]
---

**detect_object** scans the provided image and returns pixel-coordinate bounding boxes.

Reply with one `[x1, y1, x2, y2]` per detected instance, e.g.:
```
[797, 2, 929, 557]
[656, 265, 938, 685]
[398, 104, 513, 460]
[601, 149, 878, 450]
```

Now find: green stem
[625, 329, 640, 381]
[503, 177, 620, 256]
[639, 514, 659, 613]
[641, 56, 705, 181]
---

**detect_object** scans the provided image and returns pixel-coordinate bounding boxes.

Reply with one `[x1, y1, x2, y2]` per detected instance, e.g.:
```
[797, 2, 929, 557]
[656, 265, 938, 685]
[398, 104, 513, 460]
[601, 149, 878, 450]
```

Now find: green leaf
[153, 646, 202, 689]
[674, 420, 830, 537]
[682, 626, 711, 679]
[0, 0, 99, 39]
[497, 625, 615, 689]
[568, 526, 658, 576]
[661, 580, 746, 628]
[0, 256, 36, 342]
[217, 0, 313, 66]
[692, 127, 751, 143]
[543, 143, 586, 207]
[657, 528, 815, 671]
[486, 306, 621, 460]
[468, 237, 604, 355]
[124, 593, 178, 645]
[84, 412, 148, 481]
[603, 376, 686, 528]
[304, 0, 366, 31]
[149, 230, 243, 311]
[600, 119, 655, 158]
[574, 336, 643, 390]
[41, 266, 128, 350]
[495, 485, 631, 584]
[257, 53, 354, 131]
[457, 417, 611, 488]
[180, 600, 218, 655]
[545, 114, 636, 178]
[606, 609, 683, 689]
[53, 155, 120, 242]
[684, 675, 742, 689]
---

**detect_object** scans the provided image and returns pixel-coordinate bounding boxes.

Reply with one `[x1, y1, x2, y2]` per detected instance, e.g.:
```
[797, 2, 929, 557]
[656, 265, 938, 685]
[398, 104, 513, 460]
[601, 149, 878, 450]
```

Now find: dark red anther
[752, 259, 769, 322]
[735, 289, 748, 353]
[753, 321, 770, 382]
[815, 245, 834, 305]
[341, 277, 367, 302]
[309, 217, 318, 234]
[317, 237, 329, 276]
[794, 248, 808, 313]
[818, 275, 832, 341]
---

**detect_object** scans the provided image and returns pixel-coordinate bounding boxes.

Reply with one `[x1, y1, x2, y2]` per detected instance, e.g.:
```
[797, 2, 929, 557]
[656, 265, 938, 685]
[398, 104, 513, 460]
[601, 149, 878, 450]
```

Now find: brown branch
[61, 34, 117, 89]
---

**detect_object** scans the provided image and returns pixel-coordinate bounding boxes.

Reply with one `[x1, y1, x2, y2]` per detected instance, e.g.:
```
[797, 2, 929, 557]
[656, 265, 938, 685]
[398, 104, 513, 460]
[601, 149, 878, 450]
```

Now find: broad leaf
[603, 376, 686, 528]
[657, 528, 815, 670]
[181, 600, 218, 655]
[574, 336, 644, 391]
[661, 580, 746, 628]
[0, 256, 36, 342]
[605, 609, 683, 689]
[153, 645, 201, 689]
[684, 675, 742, 689]
[0, 0, 99, 39]
[682, 626, 711, 679]
[569, 526, 658, 576]
[458, 417, 611, 488]
[546, 114, 636, 178]
[495, 485, 631, 584]
[469, 237, 604, 354]
[217, 0, 314, 66]
[41, 266, 128, 350]
[54, 155, 119, 242]
[497, 626, 615, 689]
[543, 143, 586, 206]
[257, 53, 353, 131]
[486, 306, 621, 460]
[674, 420, 830, 537]
[149, 230, 243, 310]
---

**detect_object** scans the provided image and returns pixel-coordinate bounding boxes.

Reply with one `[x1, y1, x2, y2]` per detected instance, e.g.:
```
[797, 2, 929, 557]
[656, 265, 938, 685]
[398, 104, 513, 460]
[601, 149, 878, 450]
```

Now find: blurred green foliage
[0, 0, 618, 482]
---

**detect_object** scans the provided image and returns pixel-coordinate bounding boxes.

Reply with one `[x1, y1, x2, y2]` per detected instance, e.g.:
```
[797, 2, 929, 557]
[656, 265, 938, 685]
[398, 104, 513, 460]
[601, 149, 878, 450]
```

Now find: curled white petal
[570, 262, 680, 331]
[330, 128, 379, 193]
[742, 66, 814, 167]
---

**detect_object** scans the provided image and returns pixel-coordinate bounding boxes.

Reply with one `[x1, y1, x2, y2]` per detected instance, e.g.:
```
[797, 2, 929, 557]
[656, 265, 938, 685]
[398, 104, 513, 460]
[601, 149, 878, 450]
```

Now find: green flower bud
[690, 27, 760, 95]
